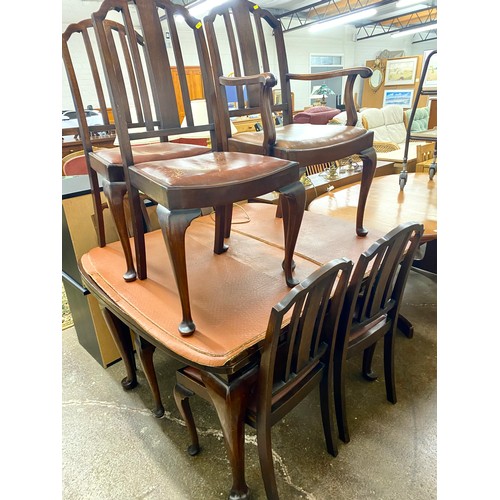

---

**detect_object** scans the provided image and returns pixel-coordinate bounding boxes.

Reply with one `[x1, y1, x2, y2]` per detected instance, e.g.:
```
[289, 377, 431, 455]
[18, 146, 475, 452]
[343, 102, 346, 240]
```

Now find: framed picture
[384, 57, 418, 86]
[422, 51, 437, 88]
[383, 89, 414, 108]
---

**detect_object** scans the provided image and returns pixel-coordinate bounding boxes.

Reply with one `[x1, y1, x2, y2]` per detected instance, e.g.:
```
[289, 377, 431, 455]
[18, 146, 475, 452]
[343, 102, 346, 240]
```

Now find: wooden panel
[171, 66, 205, 123]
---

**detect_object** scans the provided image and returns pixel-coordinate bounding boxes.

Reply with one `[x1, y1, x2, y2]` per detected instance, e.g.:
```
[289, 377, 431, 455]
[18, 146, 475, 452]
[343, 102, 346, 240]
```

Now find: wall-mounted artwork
[422, 51, 437, 88]
[384, 57, 418, 86]
[383, 89, 414, 107]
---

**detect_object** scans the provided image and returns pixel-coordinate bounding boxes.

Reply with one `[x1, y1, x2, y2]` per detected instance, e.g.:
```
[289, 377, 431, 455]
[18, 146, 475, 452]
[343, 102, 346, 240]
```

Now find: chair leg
[135, 336, 165, 418]
[277, 181, 306, 288]
[173, 382, 200, 456]
[102, 179, 137, 282]
[256, 416, 280, 500]
[213, 204, 230, 254]
[100, 306, 138, 391]
[157, 205, 202, 336]
[88, 167, 106, 248]
[384, 329, 397, 404]
[319, 369, 338, 457]
[356, 146, 377, 237]
[333, 352, 350, 443]
[200, 370, 255, 500]
[362, 344, 378, 381]
[397, 314, 414, 339]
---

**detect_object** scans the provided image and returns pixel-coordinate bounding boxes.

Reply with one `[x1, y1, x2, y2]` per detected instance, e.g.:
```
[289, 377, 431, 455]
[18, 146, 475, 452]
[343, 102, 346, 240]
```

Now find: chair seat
[228, 124, 374, 162]
[129, 151, 301, 210]
[89, 142, 210, 182]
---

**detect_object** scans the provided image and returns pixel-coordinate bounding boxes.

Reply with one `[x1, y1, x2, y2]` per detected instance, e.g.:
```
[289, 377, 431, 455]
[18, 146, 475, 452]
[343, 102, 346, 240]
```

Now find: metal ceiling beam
[355, 6, 437, 40]
[276, 0, 395, 33]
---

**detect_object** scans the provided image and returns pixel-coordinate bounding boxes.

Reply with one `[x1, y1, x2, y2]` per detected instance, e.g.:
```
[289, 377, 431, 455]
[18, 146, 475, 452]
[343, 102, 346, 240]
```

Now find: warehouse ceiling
[79, 0, 437, 43]
[179, 0, 438, 42]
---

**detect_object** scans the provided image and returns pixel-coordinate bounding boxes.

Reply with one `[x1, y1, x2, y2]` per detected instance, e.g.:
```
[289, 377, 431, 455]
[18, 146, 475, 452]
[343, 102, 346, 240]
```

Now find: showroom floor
[62, 268, 437, 500]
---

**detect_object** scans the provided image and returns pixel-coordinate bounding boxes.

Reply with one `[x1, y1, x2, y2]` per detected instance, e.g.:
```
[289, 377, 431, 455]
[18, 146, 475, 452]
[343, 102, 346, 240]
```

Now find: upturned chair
[91, 0, 306, 335]
[333, 222, 424, 443]
[203, 0, 377, 237]
[174, 258, 353, 500]
[62, 18, 211, 282]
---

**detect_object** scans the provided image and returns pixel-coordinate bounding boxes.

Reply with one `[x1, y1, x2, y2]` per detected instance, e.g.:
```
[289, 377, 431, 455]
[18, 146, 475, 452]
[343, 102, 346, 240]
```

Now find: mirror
[369, 68, 383, 92]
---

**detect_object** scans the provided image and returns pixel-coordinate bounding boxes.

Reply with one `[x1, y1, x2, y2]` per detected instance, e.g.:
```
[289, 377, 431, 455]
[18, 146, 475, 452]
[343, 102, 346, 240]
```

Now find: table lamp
[311, 84, 335, 106]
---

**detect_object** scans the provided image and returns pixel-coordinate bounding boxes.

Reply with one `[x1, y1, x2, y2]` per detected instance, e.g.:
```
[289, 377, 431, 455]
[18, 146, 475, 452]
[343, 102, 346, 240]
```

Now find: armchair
[203, 0, 377, 237]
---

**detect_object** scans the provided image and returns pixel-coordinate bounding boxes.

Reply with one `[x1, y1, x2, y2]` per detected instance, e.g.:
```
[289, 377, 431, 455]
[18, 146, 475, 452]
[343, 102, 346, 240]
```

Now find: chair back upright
[62, 18, 124, 245]
[90, 0, 219, 277]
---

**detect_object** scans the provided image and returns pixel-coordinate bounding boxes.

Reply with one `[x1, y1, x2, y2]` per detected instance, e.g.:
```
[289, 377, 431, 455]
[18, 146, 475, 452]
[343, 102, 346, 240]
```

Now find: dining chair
[203, 0, 377, 237]
[62, 18, 211, 282]
[91, 0, 306, 336]
[333, 221, 424, 444]
[174, 258, 353, 500]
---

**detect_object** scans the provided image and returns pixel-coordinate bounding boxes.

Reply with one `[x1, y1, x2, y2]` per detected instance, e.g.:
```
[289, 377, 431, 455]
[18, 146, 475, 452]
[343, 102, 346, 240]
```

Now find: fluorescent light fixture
[396, 0, 428, 7]
[310, 8, 378, 33]
[188, 0, 226, 18]
[391, 22, 437, 37]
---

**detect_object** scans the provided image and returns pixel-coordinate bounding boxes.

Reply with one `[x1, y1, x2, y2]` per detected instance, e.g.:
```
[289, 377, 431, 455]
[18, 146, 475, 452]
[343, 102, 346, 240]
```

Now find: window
[310, 54, 343, 108]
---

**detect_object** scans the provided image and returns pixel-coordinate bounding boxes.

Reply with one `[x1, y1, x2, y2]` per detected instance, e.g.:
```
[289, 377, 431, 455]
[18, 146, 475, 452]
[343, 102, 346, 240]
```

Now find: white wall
[62, 0, 437, 112]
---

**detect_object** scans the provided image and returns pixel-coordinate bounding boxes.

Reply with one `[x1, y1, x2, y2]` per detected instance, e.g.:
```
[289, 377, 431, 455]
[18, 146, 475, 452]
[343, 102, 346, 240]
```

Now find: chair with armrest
[203, 0, 377, 237]
[62, 18, 211, 282]
[333, 222, 424, 444]
[174, 258, 353, 500]
[91, 0, 306, 336]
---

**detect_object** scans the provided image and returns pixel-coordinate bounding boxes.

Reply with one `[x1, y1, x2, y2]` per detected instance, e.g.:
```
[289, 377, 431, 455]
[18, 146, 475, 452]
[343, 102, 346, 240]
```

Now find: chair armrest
[219, 72, 277, 153]
[287, 67, 372, 127]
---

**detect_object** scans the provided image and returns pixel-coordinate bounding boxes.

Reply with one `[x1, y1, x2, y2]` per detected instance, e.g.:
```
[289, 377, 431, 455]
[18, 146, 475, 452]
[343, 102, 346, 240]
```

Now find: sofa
[331, 104, 433, 169]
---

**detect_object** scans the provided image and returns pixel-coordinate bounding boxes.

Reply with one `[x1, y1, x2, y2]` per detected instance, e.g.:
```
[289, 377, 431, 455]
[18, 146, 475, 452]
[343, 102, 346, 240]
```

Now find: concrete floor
[62, 267, 437, 500]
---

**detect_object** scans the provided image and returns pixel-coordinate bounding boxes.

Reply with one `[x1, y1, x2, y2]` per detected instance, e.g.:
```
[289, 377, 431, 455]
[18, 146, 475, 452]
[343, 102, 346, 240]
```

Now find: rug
[62, 283, 74, 330]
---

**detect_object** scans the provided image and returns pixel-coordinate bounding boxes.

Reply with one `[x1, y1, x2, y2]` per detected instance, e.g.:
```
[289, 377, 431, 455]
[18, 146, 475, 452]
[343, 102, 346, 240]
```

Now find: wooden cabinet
[232, 116, 262, 133]
[171, 66, 205, 123]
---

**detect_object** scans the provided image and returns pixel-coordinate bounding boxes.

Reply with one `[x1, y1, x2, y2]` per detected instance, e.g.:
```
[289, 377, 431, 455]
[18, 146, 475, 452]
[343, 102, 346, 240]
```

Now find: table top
[307, 172, 437, 242]
[79, 204, 384, 373]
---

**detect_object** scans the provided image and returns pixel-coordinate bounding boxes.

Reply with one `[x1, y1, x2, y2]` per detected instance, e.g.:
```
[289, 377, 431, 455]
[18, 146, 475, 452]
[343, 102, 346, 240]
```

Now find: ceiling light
[396, 0, 428, 7]
[188, 0, 226, 18]
[310, 8, 378, 33]
[391, 22, 437, 37]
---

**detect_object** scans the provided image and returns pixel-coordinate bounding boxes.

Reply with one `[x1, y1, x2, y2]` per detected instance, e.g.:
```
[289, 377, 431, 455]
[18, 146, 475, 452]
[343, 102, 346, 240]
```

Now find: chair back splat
[91, 0, 306, 335]
[174, 258, 353, 499]
[202, 0, 378, 237]
[334, 222, 424, 443]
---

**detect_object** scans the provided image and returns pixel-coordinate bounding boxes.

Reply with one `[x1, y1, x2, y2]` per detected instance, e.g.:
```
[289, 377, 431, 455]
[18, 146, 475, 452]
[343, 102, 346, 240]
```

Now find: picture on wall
[383, 89, 414, 108]
[422, 51, 437, 88]
[384, 57, 418, 86]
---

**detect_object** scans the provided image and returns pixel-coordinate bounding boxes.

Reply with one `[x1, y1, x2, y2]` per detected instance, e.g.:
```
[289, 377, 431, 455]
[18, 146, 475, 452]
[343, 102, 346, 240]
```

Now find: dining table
[79, 202, 392, 498]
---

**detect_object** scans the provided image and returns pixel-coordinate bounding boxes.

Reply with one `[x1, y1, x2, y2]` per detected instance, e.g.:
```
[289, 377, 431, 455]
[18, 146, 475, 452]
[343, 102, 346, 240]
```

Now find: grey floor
[62, 268, 437, 500]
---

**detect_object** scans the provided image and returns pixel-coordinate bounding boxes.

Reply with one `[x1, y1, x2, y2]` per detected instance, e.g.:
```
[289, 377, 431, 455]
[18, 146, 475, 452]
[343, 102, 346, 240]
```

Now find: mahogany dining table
[78, 186, 434, 498]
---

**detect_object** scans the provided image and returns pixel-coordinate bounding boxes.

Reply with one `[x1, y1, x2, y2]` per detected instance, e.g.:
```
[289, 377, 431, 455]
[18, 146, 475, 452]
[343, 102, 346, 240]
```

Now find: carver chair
[333, 222, 424, 444]
[62, 18, 210, 282]
[203, 0, 377, 236]
[92, 0, 305, 335]
[174, 258, 353, 500]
